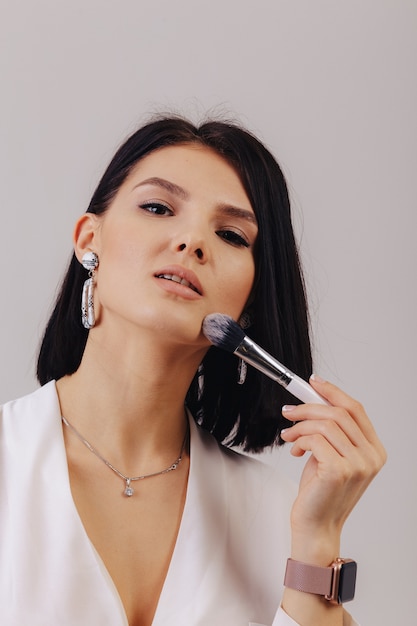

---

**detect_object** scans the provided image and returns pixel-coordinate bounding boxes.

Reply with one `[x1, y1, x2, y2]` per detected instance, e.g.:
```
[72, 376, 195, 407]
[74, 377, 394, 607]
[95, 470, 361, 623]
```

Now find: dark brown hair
[37, 116, 312, 452]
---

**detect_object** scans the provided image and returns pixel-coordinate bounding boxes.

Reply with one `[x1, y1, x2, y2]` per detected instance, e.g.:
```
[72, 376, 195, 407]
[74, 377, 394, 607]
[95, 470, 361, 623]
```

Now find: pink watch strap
[284, 558, 333, 595]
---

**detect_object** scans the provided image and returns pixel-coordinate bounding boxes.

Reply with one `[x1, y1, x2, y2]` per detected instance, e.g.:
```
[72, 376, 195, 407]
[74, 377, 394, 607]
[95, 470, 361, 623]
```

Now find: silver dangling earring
[237, 310, 252, 384]
[197, 363, 204, 393]
[237, 358, 247, 385]
[81, 251, 99, 329]
[238, 310, 252, 330]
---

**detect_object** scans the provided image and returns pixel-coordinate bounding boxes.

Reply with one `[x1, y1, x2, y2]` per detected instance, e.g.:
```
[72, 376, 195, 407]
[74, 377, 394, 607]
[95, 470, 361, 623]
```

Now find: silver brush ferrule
[234, 336, 292, 386]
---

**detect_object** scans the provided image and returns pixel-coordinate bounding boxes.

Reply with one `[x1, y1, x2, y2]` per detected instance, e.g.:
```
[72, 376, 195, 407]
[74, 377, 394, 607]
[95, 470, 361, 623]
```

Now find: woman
[0, 117, 386, 625]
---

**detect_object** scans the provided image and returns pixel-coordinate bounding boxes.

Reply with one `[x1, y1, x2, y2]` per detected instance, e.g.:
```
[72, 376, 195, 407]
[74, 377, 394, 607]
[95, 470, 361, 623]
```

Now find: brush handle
[235, 336, 330, 405]
[287, 374, 330, 405]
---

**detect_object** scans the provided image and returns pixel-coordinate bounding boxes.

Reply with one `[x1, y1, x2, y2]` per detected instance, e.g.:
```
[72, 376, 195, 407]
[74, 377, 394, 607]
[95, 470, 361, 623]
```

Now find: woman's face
[87, 144, 258, 346]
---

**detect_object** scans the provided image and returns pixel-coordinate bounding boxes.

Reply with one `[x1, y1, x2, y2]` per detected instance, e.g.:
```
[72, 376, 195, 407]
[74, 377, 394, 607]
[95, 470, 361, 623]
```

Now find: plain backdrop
[1, 1, 416, 624]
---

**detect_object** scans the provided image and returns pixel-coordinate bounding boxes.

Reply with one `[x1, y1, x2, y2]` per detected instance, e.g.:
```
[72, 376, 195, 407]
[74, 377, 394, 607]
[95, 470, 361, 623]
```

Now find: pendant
[124, 478, 134, 497]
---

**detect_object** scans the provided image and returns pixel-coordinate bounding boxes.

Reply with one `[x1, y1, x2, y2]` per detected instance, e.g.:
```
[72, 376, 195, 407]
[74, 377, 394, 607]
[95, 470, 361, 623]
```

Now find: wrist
[291, 532, 340, 566]
[284, 557, 357, 606]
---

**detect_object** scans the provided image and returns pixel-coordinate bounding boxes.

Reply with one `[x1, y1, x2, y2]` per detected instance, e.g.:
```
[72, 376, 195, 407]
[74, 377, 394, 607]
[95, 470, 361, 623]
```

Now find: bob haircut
[37, 116, 312, 452]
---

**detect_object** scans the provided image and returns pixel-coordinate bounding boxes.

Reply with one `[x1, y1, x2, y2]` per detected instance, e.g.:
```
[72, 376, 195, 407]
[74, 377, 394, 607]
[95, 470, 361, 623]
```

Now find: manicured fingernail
[282, 405, 296, 412]
[310, 373, 326, 383]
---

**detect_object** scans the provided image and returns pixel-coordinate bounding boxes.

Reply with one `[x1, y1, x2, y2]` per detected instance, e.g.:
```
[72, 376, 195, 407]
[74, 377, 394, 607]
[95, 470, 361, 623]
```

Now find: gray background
[1, 1, 416, 623]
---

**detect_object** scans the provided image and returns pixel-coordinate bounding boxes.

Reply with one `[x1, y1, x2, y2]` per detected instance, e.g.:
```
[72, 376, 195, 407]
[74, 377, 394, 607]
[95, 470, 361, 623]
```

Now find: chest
[68, 459, 189, 626]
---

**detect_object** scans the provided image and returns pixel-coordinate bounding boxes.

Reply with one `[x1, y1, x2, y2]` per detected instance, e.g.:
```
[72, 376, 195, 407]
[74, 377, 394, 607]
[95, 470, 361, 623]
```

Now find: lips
[154, 266, 203, 296]
[156, 273, 200, 293]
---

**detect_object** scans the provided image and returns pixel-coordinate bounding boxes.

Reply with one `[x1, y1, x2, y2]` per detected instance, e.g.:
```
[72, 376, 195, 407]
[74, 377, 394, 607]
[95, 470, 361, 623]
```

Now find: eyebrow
[216, 204, 258, 225]
[133, 176, 257, 225]
[133, 177, 189, 200]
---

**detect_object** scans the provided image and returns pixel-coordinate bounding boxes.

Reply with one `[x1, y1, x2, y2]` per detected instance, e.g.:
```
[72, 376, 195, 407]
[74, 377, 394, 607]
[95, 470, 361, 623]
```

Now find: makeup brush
[202, 313, 329, 405]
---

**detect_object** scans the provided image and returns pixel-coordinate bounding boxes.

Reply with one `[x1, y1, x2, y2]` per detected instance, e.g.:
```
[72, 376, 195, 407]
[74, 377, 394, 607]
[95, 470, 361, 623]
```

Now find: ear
[73, 213, 101, 263]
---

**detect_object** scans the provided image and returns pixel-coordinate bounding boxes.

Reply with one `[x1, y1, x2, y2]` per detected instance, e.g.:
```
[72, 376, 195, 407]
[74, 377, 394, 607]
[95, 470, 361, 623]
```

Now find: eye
[216, 229, 250, 248]
[139, 201, 173, 216]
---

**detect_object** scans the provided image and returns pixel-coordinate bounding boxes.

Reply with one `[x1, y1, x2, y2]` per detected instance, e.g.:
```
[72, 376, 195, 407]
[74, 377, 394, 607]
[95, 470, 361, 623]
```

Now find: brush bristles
[202, 313, 246, 353]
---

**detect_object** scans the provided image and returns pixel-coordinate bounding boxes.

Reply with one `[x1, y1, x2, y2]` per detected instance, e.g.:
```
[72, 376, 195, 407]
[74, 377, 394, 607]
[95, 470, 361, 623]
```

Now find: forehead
[124, 144, 252, 207]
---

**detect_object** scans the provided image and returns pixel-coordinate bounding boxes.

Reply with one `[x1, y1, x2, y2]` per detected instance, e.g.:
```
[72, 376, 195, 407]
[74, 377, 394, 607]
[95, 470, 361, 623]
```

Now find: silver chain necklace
[61, 416, 189, 497]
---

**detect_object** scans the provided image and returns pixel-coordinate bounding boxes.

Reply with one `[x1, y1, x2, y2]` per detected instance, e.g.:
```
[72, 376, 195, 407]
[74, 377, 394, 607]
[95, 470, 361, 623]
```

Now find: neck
[56, 329, 206, 474]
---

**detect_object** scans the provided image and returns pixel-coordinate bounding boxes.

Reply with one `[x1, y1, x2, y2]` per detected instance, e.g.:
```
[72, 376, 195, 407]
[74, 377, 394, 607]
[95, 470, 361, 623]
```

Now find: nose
[177, 241, 204, 260]
[174, 233, 207, 262]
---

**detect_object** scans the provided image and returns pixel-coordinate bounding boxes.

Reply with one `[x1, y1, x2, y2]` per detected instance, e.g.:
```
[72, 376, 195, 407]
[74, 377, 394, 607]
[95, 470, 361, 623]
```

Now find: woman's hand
[279, 376, 386, 625]
[280, 375, 387, 562]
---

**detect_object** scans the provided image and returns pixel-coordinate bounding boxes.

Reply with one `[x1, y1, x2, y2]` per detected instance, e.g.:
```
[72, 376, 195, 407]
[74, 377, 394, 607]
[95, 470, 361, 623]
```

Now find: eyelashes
[139, 201, 173, 216]
[215, 229, 250, 248]
[138, 202, 252, 248]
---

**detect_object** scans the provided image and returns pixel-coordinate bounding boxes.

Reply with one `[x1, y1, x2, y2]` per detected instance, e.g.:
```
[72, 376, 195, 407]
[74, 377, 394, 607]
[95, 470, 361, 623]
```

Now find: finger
[286, 429, 378, 497]
[281, 403, 368, 449]
[281, 417, 361, 459]
[281, 401, 387, 473]
[308, 375, 383, 446]
[288, 432, 347, 471]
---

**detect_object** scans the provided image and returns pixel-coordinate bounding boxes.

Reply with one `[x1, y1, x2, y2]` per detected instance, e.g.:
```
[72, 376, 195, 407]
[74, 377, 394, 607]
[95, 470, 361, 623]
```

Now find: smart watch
[284, 558, 357, 605]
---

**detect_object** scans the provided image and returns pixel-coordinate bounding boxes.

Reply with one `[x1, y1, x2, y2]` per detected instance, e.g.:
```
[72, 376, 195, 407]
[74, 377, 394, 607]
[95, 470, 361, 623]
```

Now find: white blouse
[0, 382, 358, 625]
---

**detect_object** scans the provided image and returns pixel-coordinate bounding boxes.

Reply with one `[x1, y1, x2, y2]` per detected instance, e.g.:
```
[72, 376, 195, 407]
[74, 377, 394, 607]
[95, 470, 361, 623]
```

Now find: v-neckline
[57, 398, 228, 626]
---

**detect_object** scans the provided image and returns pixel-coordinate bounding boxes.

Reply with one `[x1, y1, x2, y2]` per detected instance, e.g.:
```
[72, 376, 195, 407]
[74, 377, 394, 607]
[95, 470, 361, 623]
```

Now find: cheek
[217, 255, 255, 314]
[100, 216, 152, 268]
[96, 233, 150, 301]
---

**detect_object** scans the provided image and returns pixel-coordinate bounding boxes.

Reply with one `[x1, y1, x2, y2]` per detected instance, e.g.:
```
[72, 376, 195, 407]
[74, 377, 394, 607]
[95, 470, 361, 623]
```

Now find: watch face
[338, 560, 357, 604]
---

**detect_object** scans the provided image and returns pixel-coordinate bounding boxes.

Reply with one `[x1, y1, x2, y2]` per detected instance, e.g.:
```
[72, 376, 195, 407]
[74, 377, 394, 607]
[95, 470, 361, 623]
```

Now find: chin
[137, 309, 204, 341]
